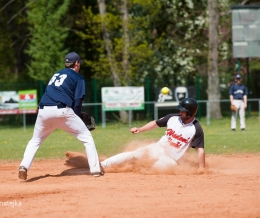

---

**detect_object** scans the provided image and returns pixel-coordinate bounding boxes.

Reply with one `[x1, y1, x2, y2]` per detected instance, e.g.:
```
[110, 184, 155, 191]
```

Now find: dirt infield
[1, 153, 260, 218]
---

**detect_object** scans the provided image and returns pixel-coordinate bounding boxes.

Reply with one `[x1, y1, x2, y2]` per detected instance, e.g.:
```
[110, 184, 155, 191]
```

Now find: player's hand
[130, 127, 140, 134]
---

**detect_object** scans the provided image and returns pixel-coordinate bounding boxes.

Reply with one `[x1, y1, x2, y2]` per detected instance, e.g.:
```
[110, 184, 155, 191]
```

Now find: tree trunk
[97, 0, 128, 123]
[119, 0, 131, 123]
[97, 0, 121, 87]
[121, 0, 131, 86]
[207, 0, 222, 119]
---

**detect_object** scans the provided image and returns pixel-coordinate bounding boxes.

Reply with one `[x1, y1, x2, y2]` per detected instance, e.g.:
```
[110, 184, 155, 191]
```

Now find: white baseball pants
[231, 100, 246, 129]
[20, 106, 101, 173]
[101, 142, 177, 170]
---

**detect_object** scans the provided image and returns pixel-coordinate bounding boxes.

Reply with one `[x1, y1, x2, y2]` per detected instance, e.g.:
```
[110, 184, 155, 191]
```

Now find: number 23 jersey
[156, 114, 204, 161]
[39, 68, 85, 107]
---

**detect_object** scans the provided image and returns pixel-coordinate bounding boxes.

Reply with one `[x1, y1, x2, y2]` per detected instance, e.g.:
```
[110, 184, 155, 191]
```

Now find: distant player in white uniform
[101, 98, 205, 171]
[18, 52, 103, 180]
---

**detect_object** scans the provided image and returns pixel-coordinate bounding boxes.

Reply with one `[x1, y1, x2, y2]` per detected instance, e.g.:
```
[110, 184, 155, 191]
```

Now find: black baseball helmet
[176, 98, 198, 117]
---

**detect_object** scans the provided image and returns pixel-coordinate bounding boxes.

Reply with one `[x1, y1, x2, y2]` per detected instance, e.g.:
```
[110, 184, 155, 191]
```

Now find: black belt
[39, 104, 66, 109]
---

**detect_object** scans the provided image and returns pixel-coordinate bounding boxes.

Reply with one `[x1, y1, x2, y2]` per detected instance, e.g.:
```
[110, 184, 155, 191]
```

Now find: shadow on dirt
[24, 168, 91, 182]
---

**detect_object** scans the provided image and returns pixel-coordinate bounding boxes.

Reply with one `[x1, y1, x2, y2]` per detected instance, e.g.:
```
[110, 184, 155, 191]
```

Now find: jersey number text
[48, 73, 68, 87]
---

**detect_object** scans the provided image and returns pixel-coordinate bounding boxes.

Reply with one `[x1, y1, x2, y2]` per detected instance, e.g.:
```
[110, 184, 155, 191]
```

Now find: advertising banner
[0, 90, 38, 114]
[102, 87, 144, 111]
[0, 91, 19, 114]
[18, 90, 38, 113]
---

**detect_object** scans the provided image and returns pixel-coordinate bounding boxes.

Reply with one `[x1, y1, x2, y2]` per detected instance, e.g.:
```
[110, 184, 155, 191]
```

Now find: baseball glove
[80, 112, 96, 131]
[230, 105, 238, 112]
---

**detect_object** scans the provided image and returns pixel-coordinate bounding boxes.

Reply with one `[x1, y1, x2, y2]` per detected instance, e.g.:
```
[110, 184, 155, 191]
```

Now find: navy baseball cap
[235, 74, 242, 79]
[65, 52, 83, 63]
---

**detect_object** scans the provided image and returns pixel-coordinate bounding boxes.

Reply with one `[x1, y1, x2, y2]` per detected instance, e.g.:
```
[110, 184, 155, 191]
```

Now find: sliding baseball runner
[101, 98, 205, 171]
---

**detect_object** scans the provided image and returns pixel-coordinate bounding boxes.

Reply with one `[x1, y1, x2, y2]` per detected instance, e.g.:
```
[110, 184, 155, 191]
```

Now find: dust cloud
[64, 140, 260, 175]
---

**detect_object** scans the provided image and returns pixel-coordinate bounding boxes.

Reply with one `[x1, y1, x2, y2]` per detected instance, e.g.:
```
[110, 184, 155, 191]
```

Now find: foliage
[62, 0, 98, 79]
[0, 0, 29, 81]
[25, 0, 70, 81]
[0, 0, 260, 98]
[77, 0, 161, 86]
[77, 0, 211, 87]
[153, 0, 208, 86]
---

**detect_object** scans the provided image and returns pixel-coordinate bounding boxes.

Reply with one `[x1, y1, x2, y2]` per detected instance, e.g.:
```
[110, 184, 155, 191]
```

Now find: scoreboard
[231, 5, 260, 58]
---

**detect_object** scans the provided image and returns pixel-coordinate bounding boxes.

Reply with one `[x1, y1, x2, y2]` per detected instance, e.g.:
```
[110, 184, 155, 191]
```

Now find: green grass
[202, 116, 260, 154]
[0, 116, 260, 161]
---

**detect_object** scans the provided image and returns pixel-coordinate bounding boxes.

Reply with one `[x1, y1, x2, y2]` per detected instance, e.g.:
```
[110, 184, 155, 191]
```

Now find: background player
[100, 98, 205, 172]
[18, 52, 103, 180]
[229, 74, 248, 131]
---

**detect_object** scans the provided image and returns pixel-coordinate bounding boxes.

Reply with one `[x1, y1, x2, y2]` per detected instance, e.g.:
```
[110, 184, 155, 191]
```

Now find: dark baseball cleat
[241, 128, 245, 131]
[18, 166, 27, 180]
[91, 171, 104, 177]
[232, 129, 236, 131]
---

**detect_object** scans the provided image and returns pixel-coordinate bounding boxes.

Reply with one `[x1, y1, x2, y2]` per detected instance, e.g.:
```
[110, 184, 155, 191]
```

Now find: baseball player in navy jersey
[100, 98, 205, 172]
[229, 74, 248, 131]
[18, 52, 103, 180]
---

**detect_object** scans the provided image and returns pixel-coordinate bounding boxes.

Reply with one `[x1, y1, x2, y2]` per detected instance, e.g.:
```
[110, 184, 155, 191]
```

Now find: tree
[0, 0, 30, 81]
[97, 0, 121, 87]
[78, 0, 160, 122]
[62, 0, 99, 80]
[26, 0, 70, 81]
[78, 0, 160, 85]
[152, 0, 208, 87]
[206, 0, 253, 118]
[121, 0, 131, 85]
[207, 0, 222, 118]
[97, 0, 128, 122]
